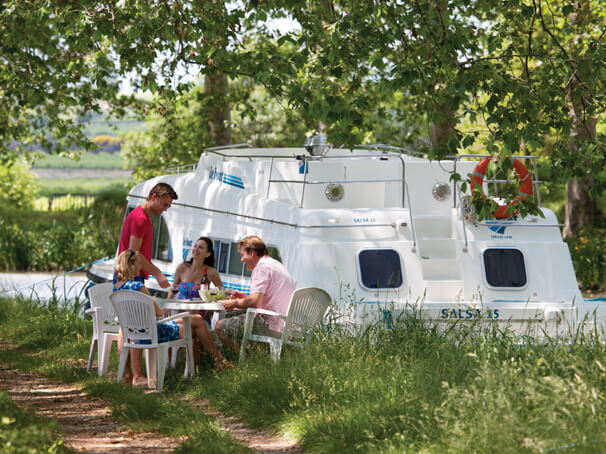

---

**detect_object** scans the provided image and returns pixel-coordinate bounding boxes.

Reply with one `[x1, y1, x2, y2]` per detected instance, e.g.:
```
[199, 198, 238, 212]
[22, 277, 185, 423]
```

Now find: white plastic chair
[110, 290, 195, 392]
[85, 282, 120, 377]
[239, 287, 331, 365]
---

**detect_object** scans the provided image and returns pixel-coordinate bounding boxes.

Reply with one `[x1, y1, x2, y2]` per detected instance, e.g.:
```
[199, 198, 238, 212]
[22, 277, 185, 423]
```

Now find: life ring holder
[470, 157, 533, 219]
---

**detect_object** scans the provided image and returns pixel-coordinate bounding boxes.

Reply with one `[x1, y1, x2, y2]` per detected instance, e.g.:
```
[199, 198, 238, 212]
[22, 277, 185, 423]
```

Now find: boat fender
[470, 157, 533, 219]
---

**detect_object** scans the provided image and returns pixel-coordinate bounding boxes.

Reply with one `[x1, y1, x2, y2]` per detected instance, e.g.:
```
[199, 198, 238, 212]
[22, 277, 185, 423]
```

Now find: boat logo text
[209, 166, 245, 189]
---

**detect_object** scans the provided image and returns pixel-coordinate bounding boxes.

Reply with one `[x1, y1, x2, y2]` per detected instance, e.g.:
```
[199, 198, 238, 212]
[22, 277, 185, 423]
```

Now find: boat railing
[266, 153, 408, 208]
[165, 163, 198, 174]
[455, 182, 470, 253]
[205, 143, 253, 151]
[356, 143, 426, 158]
[404, 181, 418, 254]
[451, 154, 542, 209]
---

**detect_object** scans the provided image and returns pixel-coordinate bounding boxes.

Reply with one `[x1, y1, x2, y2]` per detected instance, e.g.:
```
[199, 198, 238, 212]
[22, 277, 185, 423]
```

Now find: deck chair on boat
[239, 287, 331, 365]
[110, 290, 195, 392]
[85, 282, 120, 377]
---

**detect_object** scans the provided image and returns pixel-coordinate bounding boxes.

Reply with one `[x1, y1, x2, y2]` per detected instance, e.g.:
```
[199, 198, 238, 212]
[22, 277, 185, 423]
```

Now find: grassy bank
[2, 294, 606, 453]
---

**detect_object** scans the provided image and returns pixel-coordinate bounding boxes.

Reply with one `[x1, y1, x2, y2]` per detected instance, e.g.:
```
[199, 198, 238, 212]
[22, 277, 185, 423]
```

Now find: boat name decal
[353, 217, 377, 223]
[182, 239, 193, 261]
[440, 308, 500, 319]
[209, 166, 245, 189]
[486, 216, 517, 238]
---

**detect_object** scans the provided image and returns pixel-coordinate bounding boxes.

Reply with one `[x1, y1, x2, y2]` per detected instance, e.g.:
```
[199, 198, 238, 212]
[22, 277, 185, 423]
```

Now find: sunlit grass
[0, 392, 71, 454]
[3, 293, 606, 453]
[0, 295, 249, 453]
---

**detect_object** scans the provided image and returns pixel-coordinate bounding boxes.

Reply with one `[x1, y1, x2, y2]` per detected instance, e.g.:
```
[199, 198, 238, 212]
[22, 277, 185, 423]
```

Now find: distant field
[33, 151, 124, 169]
[81, 111, 147, 138]
[36, 178, 132, 197]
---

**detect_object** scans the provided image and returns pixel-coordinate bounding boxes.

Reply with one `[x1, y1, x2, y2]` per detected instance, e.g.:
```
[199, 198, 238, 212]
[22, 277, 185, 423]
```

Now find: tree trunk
[562, 110, 598, 238]
[562, 1, 599, 239]
[563, 175, 598, 238]
[429, 104, 455, 155]
[204, 72, 231, 146]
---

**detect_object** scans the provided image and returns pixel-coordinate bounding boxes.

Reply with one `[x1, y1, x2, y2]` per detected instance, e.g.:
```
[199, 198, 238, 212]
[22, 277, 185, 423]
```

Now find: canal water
[0, 272, 91, 303]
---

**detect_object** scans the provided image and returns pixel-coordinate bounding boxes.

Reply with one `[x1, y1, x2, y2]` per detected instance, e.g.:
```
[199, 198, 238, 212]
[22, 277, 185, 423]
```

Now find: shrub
[91, 135, 122, 153]
[0, 185, 127, 272]
[566, 228, 606, 290]
[0, 160, 39, 209]
[0, 218, 32, 270]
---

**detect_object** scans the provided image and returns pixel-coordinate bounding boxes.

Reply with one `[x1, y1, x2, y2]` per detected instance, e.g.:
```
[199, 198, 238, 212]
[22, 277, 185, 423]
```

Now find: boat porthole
[432, 182, 451, 201]
[325, 183, 344, 202]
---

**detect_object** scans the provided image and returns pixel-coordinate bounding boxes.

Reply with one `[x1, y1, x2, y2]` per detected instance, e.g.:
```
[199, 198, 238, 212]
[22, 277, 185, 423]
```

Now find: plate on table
[203, 289, 230, 302]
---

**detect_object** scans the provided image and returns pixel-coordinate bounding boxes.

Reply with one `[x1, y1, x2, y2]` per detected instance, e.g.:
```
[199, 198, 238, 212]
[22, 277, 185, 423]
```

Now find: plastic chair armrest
[158, 312, 191, 324]
[246, 307, 286, 319]
[85, 307, 100, 315]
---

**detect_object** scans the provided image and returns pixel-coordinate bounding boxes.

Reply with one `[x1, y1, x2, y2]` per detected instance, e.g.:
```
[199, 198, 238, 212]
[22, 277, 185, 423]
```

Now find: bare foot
[121, 374, 133, 385]
[132, 376, 148, 387]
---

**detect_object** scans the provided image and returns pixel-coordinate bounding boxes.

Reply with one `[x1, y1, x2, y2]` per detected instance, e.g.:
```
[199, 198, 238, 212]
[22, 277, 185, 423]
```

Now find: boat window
[358, 249, 403, 289]
[227, 242, 252, 277]
[483, 248, 527, 288]
[151, 214, 172, 262]
[215, 240, 229, 273]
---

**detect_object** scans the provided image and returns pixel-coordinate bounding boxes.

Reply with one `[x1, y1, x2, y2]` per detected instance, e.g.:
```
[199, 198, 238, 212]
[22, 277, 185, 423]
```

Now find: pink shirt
[250, 255, 295, 332]
[118, 206, 153, 279]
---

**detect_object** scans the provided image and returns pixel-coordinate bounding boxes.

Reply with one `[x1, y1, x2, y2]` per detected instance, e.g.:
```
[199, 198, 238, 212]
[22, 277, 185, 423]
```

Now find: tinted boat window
[228, 242, 242, 275]
[151, 214, 172, 262]
[483, 248, 527, 287]
[228, 241, 251, 277]
[215, 240, 229, 273]
[359, 249, 403, 289]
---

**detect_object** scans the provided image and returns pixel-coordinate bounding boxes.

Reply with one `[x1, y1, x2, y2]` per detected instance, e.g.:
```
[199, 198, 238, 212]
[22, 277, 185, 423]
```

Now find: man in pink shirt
[216, 235, 295, 353]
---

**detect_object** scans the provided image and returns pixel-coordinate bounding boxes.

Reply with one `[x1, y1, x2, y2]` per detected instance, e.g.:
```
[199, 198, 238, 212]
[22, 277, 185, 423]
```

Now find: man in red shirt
[118, 182, 178, 289]
[116, 182, 177, 387]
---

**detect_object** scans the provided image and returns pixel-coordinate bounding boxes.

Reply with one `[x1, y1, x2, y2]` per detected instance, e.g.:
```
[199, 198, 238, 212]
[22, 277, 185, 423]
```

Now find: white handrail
[404, 181, 418, 253]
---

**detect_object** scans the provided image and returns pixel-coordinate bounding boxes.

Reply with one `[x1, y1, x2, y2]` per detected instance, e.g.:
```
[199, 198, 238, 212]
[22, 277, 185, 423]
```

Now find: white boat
[88, 138, 606, 336]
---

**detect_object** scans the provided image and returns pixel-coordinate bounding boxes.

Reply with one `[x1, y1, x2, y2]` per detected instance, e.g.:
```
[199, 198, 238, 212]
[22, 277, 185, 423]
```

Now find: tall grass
[3, 289, 606, 453]
[194, 311, 606, 453]
[0, 294, 249, 453]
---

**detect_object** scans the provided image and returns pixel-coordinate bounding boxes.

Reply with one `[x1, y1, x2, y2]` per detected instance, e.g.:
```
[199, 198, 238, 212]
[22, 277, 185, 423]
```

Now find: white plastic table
[161, 299, 226, 328]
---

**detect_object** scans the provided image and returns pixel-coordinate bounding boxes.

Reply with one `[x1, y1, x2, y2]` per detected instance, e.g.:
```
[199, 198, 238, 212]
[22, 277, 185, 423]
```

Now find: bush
[0, 185, 127, 271]
[566, 228, 606, 290]
[0, 160, 39, 209]
[0, 217, 33, 270]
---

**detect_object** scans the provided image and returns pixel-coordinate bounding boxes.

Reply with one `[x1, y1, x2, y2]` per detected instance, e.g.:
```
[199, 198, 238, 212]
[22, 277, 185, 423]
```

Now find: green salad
[203, 290, 228, 302]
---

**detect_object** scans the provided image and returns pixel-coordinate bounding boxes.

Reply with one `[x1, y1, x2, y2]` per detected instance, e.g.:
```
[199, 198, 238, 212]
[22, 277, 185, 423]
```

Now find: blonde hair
[115, 249, 142, 281]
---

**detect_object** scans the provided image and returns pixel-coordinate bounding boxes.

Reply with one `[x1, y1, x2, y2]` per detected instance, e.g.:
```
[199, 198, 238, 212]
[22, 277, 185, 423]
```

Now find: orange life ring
[470, 157, 533, 219]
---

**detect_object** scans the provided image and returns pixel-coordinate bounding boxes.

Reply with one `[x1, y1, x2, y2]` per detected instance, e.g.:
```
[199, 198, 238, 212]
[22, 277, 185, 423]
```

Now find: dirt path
[193, 400, 302, 454]
[0, 366, 182, 453]
[0, 366, 303, 454]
